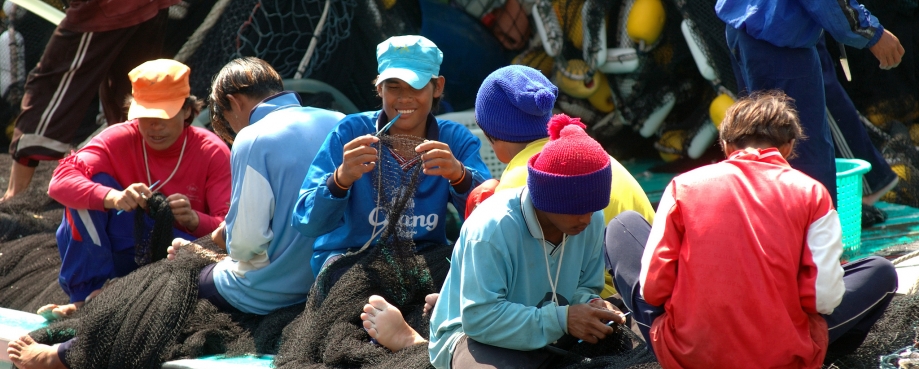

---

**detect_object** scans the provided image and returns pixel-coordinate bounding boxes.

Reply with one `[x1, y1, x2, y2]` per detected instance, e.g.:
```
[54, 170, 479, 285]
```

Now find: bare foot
[423, 293, 439, 315]
[7, 335, 66, 369]
[36, 304, 78, 321]
[0, 161, 37, 203]
[360, 295, 426, 352]
[168, 238, 222, 262]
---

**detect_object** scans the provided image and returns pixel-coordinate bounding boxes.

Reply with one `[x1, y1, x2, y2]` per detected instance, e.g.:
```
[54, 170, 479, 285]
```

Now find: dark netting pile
[274, 133, 451, 368]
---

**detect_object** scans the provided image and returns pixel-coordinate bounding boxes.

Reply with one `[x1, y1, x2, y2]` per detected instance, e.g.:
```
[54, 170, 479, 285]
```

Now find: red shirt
[59, 0, 180, 33]
[49, 121, 231, 237]
[641, 148, 844, 369]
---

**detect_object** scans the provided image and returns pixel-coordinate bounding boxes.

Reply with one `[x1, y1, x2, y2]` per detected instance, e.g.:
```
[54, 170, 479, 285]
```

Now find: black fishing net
[0, 233, 68, 313]
[549, 326, 659, 369]
[134, 192, 176, 266]
[828, 279, 919, 368]
[824, 2, 918, 130]
[274, 133, 452, 368]
[182, 0, 422, 111]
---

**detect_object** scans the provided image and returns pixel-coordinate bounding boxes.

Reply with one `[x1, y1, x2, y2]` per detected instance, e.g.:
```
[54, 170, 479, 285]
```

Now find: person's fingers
[344, 135, 380, 150]
[415, 140, 447, 153]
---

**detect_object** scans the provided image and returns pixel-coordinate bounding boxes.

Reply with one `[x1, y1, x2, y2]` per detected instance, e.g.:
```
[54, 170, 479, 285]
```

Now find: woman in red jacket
[604, 91, 897, 368]
[39, 59, 231, 321]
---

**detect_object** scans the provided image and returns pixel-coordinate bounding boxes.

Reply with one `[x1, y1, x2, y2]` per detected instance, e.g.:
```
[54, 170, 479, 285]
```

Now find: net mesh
[182, 0, 422, 111]
[274, 133, 451, 368]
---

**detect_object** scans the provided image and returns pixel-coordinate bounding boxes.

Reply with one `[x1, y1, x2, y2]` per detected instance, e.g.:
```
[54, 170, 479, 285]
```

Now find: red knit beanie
[527, 114, 611, 214]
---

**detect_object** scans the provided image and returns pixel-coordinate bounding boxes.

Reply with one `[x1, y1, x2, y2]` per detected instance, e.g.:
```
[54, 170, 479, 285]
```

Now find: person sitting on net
[291, 35, 490, 286]
[604, 91, 898, 368]
[356, 116, 626, 366]
[35, 59, 231, 321]
[6, 56, 345, 369]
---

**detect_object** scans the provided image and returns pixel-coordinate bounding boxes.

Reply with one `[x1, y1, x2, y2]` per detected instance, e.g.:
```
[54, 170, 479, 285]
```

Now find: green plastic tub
[836, 158, 872, 256]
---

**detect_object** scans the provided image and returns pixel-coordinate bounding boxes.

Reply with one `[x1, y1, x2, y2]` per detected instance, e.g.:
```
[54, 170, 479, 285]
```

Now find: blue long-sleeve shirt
[212, 92, 343, 314]
[292, 110, 490, 274]
[428, 187, 605, 369]
[716, 0, 884, 49]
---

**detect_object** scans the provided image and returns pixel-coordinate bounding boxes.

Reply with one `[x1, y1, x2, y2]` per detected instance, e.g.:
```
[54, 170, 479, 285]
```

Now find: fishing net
[181, 0, 423, 111]
[550, 326, 660, 369]
[134, 192, 176, 266]
[824, 2, 918, 130]
[0, 233, 68, 313]
[274, 133, 452, 368]
[828, 279, 919, 368]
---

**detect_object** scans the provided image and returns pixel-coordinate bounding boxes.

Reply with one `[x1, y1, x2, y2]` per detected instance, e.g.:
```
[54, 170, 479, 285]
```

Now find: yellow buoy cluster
[709, 93, 735, 129]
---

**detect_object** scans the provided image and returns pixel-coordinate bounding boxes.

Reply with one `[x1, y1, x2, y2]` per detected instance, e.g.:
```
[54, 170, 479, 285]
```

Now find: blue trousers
[817, 35, 898, 195]
[55, 173, 194, 303]
[604, 211, 898, 360]
[726, 26, 838, 205]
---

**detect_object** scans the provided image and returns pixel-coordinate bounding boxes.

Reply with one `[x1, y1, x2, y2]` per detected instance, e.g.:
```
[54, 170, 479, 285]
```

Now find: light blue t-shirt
[428, 187, 605, 369]
[212, 92, 344, 315]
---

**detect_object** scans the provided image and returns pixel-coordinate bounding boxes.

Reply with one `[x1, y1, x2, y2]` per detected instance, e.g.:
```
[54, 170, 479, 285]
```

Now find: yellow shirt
[494, 138, 656, 297]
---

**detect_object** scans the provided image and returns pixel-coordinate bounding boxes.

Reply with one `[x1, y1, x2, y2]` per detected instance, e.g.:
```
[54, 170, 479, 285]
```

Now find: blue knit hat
[528, 114, 611, 214]
[475, 65, 558, 143]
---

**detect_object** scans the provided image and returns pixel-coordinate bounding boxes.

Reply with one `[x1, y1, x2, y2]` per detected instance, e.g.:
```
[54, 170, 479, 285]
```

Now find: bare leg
[360, 295, 426, 352]
[863, 176, 898, 205]
[7, 335, 66, 369]
[0, 161, 37, 202]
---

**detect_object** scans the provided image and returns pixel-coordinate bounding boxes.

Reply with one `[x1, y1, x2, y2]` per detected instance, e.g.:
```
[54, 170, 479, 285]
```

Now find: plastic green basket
[836, 158, 872, 255]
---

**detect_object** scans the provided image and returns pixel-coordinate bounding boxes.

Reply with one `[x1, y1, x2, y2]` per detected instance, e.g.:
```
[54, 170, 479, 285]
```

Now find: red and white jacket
[640, 148, 844, 369]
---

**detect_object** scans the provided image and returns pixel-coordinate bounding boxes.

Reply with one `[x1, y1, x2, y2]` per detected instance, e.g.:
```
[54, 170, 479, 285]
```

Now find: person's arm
[799, 189, 846, 315]
[188, 141, 232, 237]
[801, 0, 882, 49]
[292, 128, 355, 238]
[442, 124, 491, 215]
[639, 182, 683, 306]
[458, 239, 567, 350]
[48, 137, 119, 211]
[572, 214, 607, 304]
[224, 136, 274, 267]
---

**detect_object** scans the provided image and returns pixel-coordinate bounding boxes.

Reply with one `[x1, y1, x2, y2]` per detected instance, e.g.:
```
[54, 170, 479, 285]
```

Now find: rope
[892, 248, 919, 266]
[293, 0, 332, 79]
[174, 0, 233, 63]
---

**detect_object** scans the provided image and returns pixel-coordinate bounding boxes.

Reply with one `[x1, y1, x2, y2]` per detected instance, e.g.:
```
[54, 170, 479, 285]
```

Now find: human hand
[167, 193, 199, 231]
[423, 293, 440, 315]
[337, 135, 380, 188]
[869, 30, 905, 70]
[104, 183, 153, 212]
[566, 303, 623, 344]
[415, 140, 464, 182]
[588, 298, 616, 311]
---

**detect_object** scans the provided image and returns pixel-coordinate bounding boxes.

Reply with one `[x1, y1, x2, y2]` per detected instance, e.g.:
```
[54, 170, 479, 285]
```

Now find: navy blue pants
[817, 35, 898, 195]
[57, 263, 242, 368]
[55, 173, 194, 303]
[726, 26, 838, 205]
[604, 211, 898, 359]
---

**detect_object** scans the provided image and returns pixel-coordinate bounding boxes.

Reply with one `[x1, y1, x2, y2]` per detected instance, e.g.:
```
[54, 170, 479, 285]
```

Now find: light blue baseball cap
[376, 35, 443, 90]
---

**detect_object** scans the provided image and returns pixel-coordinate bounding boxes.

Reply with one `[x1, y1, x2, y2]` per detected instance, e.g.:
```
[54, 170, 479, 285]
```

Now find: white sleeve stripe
[228, 166, 275, 261]
[808, 209, 846, 314]
[640, 183, 676, 297]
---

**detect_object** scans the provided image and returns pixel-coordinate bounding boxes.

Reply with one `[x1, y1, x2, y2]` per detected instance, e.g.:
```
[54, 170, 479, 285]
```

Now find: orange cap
[127, 59, 191, 120]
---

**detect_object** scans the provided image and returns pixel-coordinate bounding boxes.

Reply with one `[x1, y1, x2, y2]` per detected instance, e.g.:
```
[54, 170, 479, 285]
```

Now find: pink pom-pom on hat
[526, 113, 611, 214]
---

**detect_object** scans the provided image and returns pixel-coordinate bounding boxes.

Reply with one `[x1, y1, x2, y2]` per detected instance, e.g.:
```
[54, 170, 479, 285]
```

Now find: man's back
[642, 149, 844, 368]
[217, 103, 343, 314]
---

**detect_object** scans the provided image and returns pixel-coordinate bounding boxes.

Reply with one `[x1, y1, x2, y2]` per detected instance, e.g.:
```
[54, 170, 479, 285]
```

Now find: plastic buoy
[0, 29, 25, 97]
[639, 92, 675, 137]
[709, 93, 735, 129]
[599, 48, 639, 74]
[587, 72, 615, 113]
[555, 59, 599, 99]
[657, 130, 684, 162]
[681, 19, 717, 81]
[512, 48, 555, 77]
[687, 120, 718, 159]
[626, 0, 665, 47]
